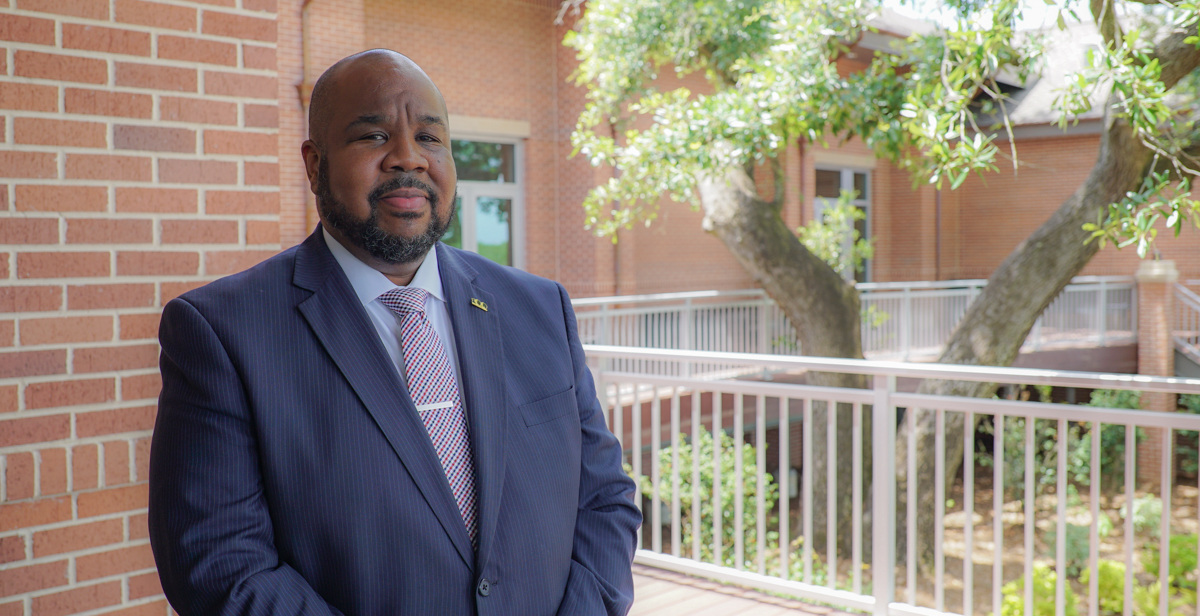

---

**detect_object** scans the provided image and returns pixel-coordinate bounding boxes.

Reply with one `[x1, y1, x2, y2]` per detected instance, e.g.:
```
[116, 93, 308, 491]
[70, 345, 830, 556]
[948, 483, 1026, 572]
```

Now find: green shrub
[1142, 534, 1199, 591]
[1120, 495, 1163, 538]
[1177, 394, 1200, 475]
[1131, 581, 1197, 616]
[1080, 560, 1125, 615]
[1000, 564, 1079, 616]
[1043, 523, 1091, 578]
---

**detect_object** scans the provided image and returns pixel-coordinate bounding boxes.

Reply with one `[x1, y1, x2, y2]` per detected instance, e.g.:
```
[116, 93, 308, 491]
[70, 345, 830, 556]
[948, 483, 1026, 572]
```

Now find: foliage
[1000, 564, 1079, 616]
[1177, 394, 1200, 474]
[1120, 495, 1164, 538]
[796, 197, 874, 278]
[1131, 581, 1198, 616]
[1080, 559, 1126, 615]
[1143, 534, 1200, 591]
[1043, 523, 1092, 578]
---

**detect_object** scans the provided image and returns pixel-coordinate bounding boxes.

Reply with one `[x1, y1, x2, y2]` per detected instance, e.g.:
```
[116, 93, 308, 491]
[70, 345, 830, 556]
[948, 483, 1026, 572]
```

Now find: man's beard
[316, 157, 455, 264]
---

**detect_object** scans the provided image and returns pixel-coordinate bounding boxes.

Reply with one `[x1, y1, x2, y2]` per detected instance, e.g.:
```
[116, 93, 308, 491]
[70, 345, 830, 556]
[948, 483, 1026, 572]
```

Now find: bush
[1043, 523, 1092, 578]
[1143, 534, 1199, 592]
[1131, 581, 1197, 616]
[1080, 560, 1125, 615]
[1178, 394, 1200, 475]
[1001, 564, 1079, 616]
[1120, 495, 1163, 538]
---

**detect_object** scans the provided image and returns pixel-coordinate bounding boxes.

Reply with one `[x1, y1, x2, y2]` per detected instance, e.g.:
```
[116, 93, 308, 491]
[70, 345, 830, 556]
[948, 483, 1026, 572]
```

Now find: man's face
[306, 58, 458, 264]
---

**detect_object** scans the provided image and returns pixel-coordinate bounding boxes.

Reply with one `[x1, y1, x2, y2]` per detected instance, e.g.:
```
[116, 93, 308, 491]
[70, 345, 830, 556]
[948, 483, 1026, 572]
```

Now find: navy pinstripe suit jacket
[148, 227, 640, 615]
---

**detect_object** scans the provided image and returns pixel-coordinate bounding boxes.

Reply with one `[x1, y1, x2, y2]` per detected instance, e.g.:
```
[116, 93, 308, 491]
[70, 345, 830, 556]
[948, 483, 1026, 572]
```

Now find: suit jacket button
[477, 578, 491, 597]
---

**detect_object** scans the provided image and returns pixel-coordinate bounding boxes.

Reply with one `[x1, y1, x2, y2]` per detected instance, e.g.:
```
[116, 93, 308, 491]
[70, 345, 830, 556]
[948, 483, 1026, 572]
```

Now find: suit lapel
[436, 244, 507, 570]
[293, 230, 475, 569]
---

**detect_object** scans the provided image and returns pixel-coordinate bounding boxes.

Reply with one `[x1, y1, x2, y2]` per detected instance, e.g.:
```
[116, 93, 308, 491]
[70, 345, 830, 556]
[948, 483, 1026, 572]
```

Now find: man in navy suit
[148, 49, 640, 615]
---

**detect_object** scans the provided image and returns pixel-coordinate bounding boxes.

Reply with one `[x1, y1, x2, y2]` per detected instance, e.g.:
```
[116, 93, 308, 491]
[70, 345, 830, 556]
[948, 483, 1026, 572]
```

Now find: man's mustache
[368, 175, 440, 209]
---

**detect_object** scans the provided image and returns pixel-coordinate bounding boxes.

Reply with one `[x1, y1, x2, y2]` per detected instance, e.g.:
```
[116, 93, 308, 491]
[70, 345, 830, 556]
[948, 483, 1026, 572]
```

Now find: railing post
[682, 298, 692, 378]
[759, 295, 771, 379]
[872, 374, 896, 616]
[901, 287, 912, 360]
[1098, 279, 1108, 346]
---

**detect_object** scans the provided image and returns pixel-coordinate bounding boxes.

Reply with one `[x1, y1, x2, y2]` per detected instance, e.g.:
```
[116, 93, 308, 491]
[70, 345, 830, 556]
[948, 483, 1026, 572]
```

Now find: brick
[100, 599, 169, 616]
[207, 190, 278, 214]
[77, 484, 148, 518]
[15, 51, 107, 85]
[18, 0, 109, 19]
[244, 104, 278, 128]
[159, 159, 236, 184]
[128, 571, 162, 599]
[0, 321, 12, 347]
[63, 23, 150, 55]
[244, 0, 276, 11]
[117, 251, 198, 276]
[0, 152, 56, 179]
[26, 377, 115, 409]
[0, 82, 57, 112]
[39, 449, 67, 496]
[114, 125, 196, 154]
[5, 452, 34, 500]
[119, 314, 160, 340]
[246, 162, 278, 185]
[202, 10, 275, 41]
[17, 252, 109, 279]
[0, 350, 65, 380]
[67, 154, 152, 181]
[0, 413, 69, 447]
[15, 118, 107, 148]
[15, 185, 108, 212]
[73, 444, 98, 490]
[116, 62, 196, 92]
[68, 284, 155, 310]
[206, 250, 274, 275]
[31, 580, 122, 616]
[21, 316, 114, 346]
[0, 536, 25, 564]
[128, 512, 148, 539]
[160, 96, 236, 125]
[243, 44, 275, 70]
[246, 220, 279, 245]
[67, 218, 154, 244]
[204, 71, 276, 99]
[158, 35, 236, 66]
[0, 286, 62, 313]
[123, 373, 160, 401]
[115, 0, 196, 32]
[77, 406, 155, 438]
[0, 218, 58, 244]
[0, 559, 67, 595]
[73, 344, 158, 374]
[66, 88, 153, 119]
[0, 13, 55, 45]
[162, 219, 237, 244]
[76, 544, 155, 581]
[205, 130, 275, 156]
[34, 519, 122, 557]
[116, 187, 197, 213]
[104, 440, 130, 486]
[0, 602, 17, 616]
[0, 256, 8, 280]
[0, 386, 15, 413]
[133, 437, 151, 480]
[162, 280, 205, 301]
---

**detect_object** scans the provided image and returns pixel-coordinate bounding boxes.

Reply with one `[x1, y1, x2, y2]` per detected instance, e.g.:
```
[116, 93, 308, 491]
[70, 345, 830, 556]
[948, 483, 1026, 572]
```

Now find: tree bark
[895, 29, 1200, 570]
[697, 164, 869, 558]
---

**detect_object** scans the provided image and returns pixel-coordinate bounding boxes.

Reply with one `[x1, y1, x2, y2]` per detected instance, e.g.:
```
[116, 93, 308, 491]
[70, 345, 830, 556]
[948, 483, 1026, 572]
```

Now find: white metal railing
[1175, 283, 1200, 366]
[572, 277, 1135, 365]
[586, 345, 1200, 616]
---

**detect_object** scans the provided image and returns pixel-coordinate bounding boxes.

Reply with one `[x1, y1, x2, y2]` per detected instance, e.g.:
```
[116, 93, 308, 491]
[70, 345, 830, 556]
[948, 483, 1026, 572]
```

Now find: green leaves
[1083, 171, 1200, 257]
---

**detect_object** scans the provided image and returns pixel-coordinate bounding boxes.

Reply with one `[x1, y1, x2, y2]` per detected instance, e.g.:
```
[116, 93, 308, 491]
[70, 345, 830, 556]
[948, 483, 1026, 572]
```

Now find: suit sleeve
[554, 283, 642, 616]
[148, 297, 345, 616]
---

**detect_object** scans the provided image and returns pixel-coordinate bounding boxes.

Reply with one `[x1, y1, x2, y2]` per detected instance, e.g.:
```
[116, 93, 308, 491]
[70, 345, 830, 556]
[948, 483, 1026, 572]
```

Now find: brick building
[1, 0, 1197, 614]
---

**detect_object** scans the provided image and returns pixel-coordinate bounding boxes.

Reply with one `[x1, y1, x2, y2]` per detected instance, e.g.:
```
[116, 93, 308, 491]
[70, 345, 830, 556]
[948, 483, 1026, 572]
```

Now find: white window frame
[449, 132, 526, 270]
[814, 166, 872, 281]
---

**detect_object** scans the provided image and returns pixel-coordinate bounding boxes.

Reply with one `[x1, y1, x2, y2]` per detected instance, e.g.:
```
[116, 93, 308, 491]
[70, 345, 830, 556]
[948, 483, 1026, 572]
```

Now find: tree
[560, 0, 1200, 569]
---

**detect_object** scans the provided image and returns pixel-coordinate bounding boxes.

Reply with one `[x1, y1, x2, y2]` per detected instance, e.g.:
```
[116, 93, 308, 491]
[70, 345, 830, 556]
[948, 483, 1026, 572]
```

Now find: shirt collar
[322, 227, 446, 307]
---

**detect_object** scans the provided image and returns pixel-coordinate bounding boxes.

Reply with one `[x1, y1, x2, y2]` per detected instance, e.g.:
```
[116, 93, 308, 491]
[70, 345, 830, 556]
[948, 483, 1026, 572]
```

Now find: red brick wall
[0, 0, 280, 612]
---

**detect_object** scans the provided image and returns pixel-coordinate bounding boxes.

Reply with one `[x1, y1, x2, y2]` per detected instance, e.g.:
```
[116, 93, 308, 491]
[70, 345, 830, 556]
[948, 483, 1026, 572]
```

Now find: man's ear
[301, 140, 321, 195]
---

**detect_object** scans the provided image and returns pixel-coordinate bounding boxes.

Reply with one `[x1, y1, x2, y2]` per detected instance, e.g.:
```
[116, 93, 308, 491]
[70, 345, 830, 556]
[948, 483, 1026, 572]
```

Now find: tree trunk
[895, 24, 1200, 567]
[697, 164, 869, 559]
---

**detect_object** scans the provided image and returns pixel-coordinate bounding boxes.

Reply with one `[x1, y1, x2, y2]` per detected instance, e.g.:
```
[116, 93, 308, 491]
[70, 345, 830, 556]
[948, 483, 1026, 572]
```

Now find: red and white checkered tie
[380, 287, 478, 546]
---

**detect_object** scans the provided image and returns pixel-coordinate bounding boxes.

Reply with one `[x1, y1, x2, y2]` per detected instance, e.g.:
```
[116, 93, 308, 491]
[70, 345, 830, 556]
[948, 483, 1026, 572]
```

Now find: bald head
[307, 49, 447, 149]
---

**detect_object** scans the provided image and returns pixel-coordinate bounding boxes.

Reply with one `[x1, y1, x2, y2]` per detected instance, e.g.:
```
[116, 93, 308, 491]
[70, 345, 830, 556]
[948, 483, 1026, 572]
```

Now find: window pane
[475, 197, 511, 266]
[854, 172, 868, 200]
[815, 169, 841, 199]
[443, 196, 464, 249]
[452, 140, 515, 183]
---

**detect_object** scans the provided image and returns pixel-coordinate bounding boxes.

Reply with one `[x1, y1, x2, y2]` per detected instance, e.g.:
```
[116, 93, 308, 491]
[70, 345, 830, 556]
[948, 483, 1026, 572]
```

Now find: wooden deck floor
[630, 564, 852, 616]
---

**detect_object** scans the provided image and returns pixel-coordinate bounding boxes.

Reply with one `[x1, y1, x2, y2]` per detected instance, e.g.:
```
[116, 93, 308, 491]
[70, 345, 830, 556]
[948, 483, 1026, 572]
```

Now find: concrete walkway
[630, 564, 852, 616]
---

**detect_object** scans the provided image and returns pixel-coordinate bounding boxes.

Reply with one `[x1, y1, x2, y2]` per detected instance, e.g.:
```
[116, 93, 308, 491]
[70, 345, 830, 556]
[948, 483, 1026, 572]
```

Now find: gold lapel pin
[471, 298, 488, 312]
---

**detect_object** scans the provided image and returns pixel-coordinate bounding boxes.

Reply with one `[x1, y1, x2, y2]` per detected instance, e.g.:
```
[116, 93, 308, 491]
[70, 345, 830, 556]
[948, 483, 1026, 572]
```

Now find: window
[814, 167, 871, 282]
[442, 139, 523, 268]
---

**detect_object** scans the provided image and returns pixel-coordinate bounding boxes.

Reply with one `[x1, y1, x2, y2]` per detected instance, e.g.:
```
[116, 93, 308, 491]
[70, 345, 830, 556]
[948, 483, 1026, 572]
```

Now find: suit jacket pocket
[519, 386, 576, 427]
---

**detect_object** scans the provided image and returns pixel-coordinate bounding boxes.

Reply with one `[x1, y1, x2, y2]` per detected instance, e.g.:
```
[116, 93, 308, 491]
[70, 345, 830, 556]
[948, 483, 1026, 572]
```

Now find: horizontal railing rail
[586, 346, 1200, 616]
